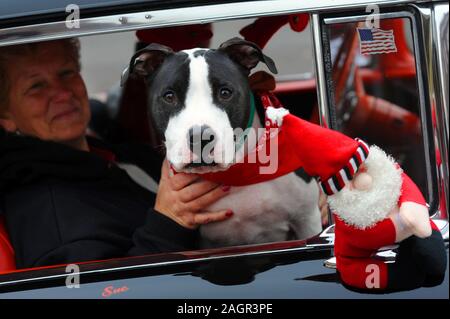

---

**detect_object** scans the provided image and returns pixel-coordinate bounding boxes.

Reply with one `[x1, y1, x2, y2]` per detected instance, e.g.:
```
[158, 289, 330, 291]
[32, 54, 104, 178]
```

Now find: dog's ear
[218, 37, 278, 75]
[121, 43, 174, 86]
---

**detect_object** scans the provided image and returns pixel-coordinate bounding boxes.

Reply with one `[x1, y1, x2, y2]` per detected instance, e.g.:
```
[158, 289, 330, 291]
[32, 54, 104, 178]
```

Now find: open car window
[319, 11, 439, 215]
[80, 18, 315, 96]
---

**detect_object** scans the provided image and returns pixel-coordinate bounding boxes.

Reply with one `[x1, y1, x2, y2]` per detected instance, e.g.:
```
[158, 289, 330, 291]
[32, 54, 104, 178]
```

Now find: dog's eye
[219, 87, 233, 100]
[163, 90, 176, 104]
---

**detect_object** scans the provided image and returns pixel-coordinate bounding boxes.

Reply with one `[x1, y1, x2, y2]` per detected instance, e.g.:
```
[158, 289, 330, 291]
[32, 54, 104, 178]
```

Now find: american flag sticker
[357, 28, 397, 55]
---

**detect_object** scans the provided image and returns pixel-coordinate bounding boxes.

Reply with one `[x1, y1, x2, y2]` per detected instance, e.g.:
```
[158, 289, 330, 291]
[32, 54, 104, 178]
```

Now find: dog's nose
[188, 125, 217, 158]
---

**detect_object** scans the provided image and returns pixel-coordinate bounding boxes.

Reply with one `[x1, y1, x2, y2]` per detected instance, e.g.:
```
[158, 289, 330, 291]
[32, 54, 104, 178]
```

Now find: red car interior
[0, 216, 15, 273]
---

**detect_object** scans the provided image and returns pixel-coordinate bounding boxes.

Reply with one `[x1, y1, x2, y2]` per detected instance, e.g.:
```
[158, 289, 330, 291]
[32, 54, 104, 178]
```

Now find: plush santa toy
[327, 146, 446, 291]
[202, 92, 446, 291]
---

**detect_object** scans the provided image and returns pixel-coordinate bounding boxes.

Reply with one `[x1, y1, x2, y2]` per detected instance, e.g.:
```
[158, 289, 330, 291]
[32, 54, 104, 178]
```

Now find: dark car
[0, 0, 448, 299]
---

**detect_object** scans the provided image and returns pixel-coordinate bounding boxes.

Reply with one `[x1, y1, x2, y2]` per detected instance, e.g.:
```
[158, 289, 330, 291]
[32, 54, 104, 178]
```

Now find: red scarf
[201, 92, 297, 186]
[201, 92, 362, 187]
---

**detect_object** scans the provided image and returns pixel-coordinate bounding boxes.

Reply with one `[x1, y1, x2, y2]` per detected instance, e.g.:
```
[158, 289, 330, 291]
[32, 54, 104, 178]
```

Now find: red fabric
[239, 14, 309, 49]
[337, 256, 389, 290]
[288, 14, 310, 32]
[0, 216, 15, 273]
[399, 172, 439, 231]
[136, 24, 213, 51]
[334, 172, 434, 290]
[240, 16, 290, 49]
[202, 93, 361, 186]
[334, 214, 395, 289]
[399, 172, 426, 205]
[90, 146, 116, 163]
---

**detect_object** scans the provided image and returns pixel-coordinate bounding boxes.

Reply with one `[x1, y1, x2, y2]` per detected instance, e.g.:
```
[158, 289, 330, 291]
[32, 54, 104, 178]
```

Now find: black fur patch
[146, 52, 190, 136]
[204, 50, 250, 131]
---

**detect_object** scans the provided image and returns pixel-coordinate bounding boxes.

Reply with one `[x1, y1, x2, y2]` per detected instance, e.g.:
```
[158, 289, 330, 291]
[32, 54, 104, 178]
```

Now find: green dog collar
[235, 91, 256, 151]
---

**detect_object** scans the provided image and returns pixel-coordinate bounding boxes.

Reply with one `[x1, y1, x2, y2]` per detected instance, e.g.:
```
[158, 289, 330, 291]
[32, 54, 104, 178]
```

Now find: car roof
[0, 0, 246, 21]
[1, 0, 137, 19]
[1, 0, 429, 22]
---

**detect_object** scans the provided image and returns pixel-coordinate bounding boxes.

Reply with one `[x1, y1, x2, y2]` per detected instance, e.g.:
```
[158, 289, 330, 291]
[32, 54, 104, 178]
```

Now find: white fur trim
[327, 145, 402, 229]
[265, 106, 290, 126]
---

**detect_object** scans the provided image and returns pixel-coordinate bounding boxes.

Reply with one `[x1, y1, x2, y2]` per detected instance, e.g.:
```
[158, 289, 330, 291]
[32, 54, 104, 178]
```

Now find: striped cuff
[319, 138, 370, 196]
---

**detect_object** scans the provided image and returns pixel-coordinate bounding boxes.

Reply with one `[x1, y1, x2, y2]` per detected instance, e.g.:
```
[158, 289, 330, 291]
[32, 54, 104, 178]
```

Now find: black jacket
[0, 129, 198, 269]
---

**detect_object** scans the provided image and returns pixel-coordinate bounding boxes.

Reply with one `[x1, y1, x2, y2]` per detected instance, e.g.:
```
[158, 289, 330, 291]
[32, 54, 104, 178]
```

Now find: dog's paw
[265, 106, 290, 127]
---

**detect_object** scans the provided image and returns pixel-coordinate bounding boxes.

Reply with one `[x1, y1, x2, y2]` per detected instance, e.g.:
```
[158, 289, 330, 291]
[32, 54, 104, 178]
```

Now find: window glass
[80, 17, 315, 96]
[0, 14, 324, 282]
[323, 17, 429, 199]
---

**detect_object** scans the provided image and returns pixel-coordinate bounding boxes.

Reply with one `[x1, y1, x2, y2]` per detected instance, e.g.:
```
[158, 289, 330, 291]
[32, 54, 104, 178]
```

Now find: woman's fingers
[179, 180, 226, 203]
[156, 159, 233, 229]
[160, 159, 169, 177]
[161, 159, 200, 191]
[171, 173, 200, 191]
[193, 209, 234, 225]
[187, 184, 231, 211]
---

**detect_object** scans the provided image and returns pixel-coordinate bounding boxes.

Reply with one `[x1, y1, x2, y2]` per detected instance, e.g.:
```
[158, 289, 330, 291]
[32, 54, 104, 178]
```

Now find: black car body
[0, 0, 448, 299]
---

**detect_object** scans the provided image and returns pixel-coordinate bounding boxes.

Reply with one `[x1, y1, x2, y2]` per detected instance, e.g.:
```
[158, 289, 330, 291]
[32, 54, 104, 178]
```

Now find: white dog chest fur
[201, 172, 322, 248]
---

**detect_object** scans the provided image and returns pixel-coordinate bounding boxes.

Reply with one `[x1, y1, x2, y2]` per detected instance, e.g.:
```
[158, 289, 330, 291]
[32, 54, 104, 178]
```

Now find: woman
[0, 39, 233, 268]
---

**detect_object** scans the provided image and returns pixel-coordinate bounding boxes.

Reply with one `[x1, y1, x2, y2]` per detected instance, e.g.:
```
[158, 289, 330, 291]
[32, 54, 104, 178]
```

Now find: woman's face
[2, 41, 90, 145]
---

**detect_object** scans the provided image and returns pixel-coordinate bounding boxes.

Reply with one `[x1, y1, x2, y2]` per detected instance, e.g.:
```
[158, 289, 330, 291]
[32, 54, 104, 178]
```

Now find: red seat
[0, 216, 16, 273]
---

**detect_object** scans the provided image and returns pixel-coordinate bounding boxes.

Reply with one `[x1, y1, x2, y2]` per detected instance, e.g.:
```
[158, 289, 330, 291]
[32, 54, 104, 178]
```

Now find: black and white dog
[123, 38, 321, 247]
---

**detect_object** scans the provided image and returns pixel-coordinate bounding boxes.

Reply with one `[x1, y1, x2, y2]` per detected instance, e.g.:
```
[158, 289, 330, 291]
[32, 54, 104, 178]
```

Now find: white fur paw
[265, 106, 290, 127]
[399, 202, 432, 238]
[327, 145, 402, 229]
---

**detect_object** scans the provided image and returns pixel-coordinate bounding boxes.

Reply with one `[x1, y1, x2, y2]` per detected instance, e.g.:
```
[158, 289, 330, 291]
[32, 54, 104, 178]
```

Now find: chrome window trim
[0, 0, 427, 47]
[431, 2, 449, 219]
[311, 13, 333, 128]
[432, 3, 449, 137]
[322, 10, 414, 24]
[317, 8, 440, 214]
[412, 3, 448, 218]
[0, 241, 331, 289]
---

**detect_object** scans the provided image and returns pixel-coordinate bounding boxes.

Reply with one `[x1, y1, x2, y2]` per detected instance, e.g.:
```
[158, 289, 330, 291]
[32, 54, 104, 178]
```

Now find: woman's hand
[154, 160, 233, 229]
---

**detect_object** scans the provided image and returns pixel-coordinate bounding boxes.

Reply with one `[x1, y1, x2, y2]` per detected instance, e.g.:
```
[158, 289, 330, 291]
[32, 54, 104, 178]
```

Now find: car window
[80, 17, 315, 97]
[80, 32, 136, 96]
[0, 13, 325, 277]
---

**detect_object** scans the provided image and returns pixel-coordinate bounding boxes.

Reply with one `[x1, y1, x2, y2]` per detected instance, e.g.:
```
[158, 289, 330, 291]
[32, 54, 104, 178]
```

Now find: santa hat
[201, 92, 370, 189]
[136, 24, 213, 51]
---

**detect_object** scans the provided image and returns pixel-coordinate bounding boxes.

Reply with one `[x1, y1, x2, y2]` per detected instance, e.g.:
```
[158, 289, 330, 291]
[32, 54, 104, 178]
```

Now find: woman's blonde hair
[0, 38, 81, 116]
